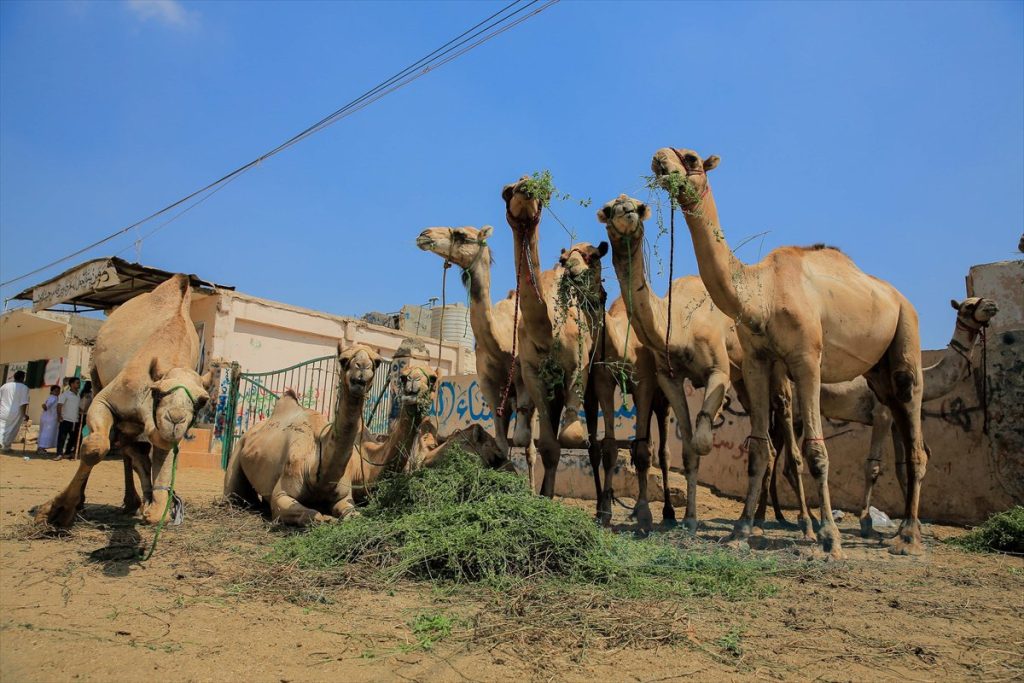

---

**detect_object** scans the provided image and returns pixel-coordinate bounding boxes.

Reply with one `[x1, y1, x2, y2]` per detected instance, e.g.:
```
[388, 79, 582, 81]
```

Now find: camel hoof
[557, 422, 589, 449]
[34, 499, 77, 528]
[800, 518, 818, 542]
[682, 518, 698, 535]
[634, 500, 653, 534]
[887, 536, 925, 556]
[662, 506, 678, 527]
[122, 498, 142, 515]
[859, 517, 880, 539]
[820, 528, 845, 561]
[750, 523, 765, 537]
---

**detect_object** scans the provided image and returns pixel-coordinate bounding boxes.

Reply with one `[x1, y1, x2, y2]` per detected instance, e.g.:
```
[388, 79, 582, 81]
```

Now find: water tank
[429, 303, 475, 349]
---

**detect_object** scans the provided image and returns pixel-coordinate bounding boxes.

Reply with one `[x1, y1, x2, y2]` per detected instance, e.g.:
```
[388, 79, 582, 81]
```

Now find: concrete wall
[433, 261, 1023, 525]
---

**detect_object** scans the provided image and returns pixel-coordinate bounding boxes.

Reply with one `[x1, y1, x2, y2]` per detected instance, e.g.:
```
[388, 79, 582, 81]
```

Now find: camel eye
[684, 154, 698, 165]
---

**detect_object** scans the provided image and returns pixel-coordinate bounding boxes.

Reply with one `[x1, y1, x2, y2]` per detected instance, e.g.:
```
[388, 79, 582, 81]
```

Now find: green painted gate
[219, 355, 393, 468]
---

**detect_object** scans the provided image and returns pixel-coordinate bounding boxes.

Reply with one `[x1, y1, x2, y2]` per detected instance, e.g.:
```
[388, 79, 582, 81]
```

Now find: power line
[1, 0, 558, 290]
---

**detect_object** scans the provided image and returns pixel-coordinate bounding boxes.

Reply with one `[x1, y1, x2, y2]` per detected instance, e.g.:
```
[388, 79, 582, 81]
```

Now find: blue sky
[1, 0, 1021, 348]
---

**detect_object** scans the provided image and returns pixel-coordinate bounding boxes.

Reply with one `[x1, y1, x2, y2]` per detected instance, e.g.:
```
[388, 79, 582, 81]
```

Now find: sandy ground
[1, 451, 1022, 682]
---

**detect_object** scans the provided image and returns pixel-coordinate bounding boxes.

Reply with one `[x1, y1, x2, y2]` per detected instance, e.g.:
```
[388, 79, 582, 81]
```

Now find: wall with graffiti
[435, 354, 1020, 525]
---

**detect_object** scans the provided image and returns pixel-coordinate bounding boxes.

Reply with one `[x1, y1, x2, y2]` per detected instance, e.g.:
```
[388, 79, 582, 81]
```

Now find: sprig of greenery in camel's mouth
[521, 170, 592, 209]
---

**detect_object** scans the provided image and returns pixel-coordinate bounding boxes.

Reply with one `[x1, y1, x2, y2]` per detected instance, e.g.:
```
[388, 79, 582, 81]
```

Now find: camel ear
[638, 202, 652, 221]
[338, 343, 356, 369]
[950, 299, 962, 311]
[703, 155, 721, 172]
[596, 205, 613, 224]
[148, 357, 169, 382]
[596, 241, 609, 258]
[200, 370, 214, 391]
[501, 184, 515, 203]
[479, 225, 493, 241]
[368, 349, 384, 369]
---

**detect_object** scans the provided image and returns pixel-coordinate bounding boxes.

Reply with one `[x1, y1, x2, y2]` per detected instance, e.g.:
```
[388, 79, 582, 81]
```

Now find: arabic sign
[32, 260, 121, 311]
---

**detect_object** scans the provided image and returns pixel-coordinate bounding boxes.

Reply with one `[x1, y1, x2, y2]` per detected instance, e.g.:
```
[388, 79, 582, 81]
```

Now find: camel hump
[804, 243, 842, 252]
[282, 388, 299, 401]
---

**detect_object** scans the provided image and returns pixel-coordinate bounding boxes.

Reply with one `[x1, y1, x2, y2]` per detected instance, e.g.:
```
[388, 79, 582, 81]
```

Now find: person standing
[0, 370, 30, 452]
[37, 385, 61, 453]
[55, 377, 81, 460]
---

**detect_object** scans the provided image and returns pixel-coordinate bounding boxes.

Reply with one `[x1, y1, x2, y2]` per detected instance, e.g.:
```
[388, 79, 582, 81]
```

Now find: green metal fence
[220, 354, 393, 468]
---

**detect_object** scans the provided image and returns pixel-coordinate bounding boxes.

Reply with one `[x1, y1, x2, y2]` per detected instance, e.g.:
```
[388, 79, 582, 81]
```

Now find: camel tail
[889, 298, 923, 404]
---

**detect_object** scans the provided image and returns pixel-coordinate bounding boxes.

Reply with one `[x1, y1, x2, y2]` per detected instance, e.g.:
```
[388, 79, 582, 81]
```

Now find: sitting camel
[34, 274, 211, 528]
[342, 364, 440, 502]
[764, 296, 999, 536]
[415, 226, 537, 471]
[223, 344, 381, 525]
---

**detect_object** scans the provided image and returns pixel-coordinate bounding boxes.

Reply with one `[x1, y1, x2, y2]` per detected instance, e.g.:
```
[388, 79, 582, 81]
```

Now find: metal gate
[220, 355, 394, 468]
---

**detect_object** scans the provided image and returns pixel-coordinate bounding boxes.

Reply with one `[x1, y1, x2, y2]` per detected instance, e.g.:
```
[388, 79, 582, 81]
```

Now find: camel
[342, 364, 440, 502]
[415, 226, 537, 470]
[597, 195, 814, 536]
[653, 147, 930, 558]
[764, 296, 999, 536]
[223, 344, 382, 525]
[502, 176, 610, 504]
[594, 295, 675, 531]
[34, 274, 211, 528]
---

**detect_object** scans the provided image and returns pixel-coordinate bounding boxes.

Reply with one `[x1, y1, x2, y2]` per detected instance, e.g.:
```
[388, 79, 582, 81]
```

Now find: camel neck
[510, 224, 554, 339]
[318, 383, 365, 488]
[923, 320, 982, 402]
[609, 233, 667, 351]
[358, 402, 422, 483]
[678, 187, 747, 321]
[463, 252, 504, 357]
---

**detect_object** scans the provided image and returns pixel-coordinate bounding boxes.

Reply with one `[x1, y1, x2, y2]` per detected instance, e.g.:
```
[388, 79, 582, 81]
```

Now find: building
[4, 257, 475, 466]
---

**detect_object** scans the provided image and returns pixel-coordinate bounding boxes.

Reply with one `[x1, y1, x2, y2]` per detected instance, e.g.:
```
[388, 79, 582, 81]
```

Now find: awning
[10, 257, 233, 312]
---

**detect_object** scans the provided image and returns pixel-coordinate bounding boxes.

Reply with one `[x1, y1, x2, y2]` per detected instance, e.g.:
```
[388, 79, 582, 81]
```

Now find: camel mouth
[415, 235, 435, 250]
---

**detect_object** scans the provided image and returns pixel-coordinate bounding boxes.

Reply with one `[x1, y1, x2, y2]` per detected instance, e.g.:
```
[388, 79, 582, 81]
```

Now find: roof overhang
[10, 257, 233, 312]
[0, 308, 70, 338]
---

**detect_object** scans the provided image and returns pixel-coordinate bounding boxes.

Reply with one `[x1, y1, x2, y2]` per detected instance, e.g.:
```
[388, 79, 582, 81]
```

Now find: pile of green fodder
[273, 448, 775, 599]
[946, 506, 1024, 554]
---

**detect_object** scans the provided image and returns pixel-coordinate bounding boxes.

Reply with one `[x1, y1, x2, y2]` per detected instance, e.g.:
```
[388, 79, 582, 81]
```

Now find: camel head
[502, 176, 545, 230]
[651, 148, 720, 206]
[951, 297, 999, 334]
[149, 361, 212, 449]
[396, 364, 440, 417]
[596, 194, 651, 243]
[338, 343, 382, 399]
[559, 241, 609, 279]
[416, 226, 493, 271]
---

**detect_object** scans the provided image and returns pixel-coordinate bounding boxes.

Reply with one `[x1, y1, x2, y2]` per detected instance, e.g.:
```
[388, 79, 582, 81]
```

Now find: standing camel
[34, 275, 211, 528]
[502, 176, 607, 502]
[597, 195, 814, 536]
[415, 226, 537, 475]
[765, 296, 998, 536]
[653, 147, 929, 558]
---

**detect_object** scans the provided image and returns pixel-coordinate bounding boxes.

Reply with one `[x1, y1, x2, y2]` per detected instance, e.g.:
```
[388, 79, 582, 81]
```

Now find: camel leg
[858, 403, 893, 538]
[142, 446, 178, 525]
[727, 355, 774, 546]
[223, 439, 261, 510]
[557, 376, 589, 449]
[652, 395, 676, 524]
[512, 376, 535, 448]
[693, 369, 728, 455]
[628, 372, 656, 534]
[892, 424, 907, 499]
[771, 371, 816, 540]
[887, 400, 928, 556]
[270, 482, 328, 526]
[34, 401, 115, 527]
[789, 356, 844, 560]
[121, 443, 144, 514]
[658, 375, 699, 533]
[524, 361, 565, 498]
[583, 384, 606, 523]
